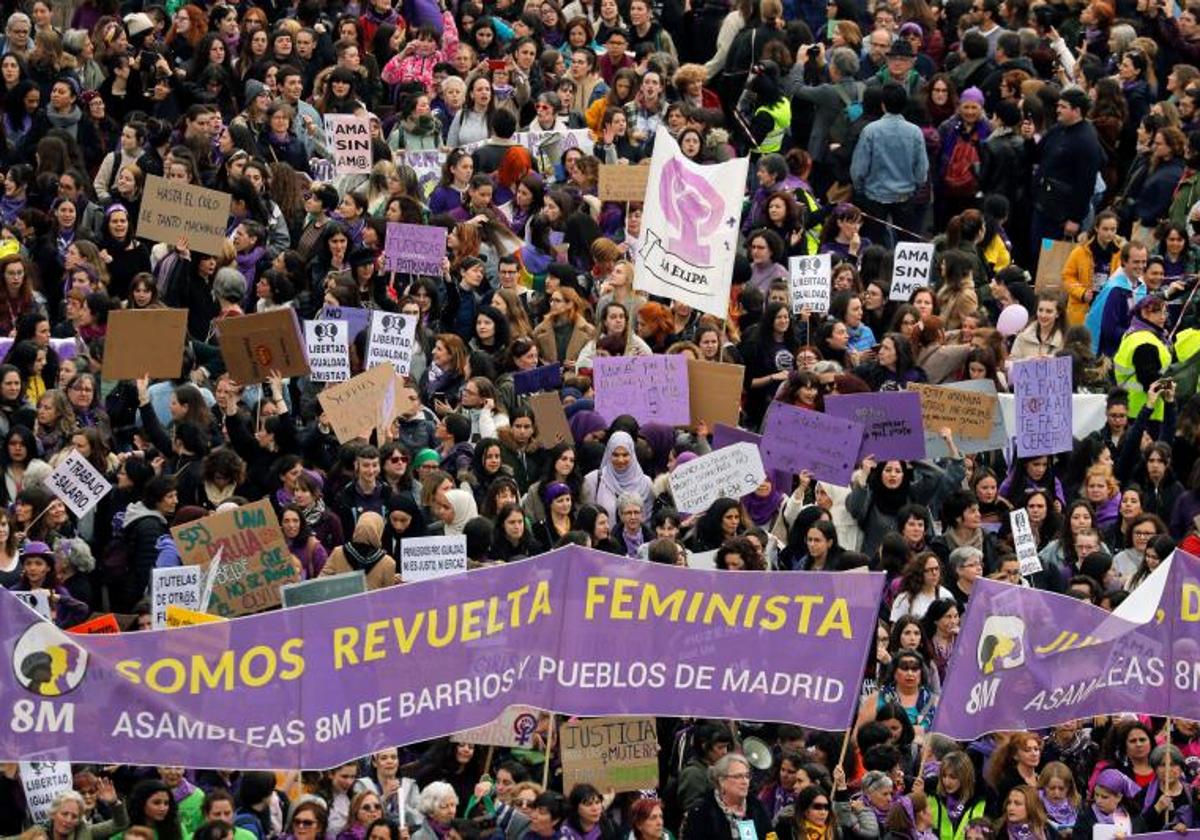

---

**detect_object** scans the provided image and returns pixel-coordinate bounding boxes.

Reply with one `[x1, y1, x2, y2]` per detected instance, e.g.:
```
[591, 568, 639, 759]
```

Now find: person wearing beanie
[412, 448, 442, 476]
[934, 84, 990, 226]
[231, 77, 272, 143]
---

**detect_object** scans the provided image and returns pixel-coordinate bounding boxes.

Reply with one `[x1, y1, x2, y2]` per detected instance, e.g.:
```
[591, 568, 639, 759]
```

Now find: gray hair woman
[615, 491, 649, 558]
[412, 782, 458, 840]
[46, 783, 130, 840]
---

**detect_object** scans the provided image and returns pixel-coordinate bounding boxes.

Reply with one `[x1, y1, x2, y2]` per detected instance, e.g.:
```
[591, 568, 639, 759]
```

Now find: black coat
[681, 794, 773, 840]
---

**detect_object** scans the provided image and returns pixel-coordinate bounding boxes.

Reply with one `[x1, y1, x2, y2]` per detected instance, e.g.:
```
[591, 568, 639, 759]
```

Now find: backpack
[828, 81, 865, 148]
[943, 134, 980, 198]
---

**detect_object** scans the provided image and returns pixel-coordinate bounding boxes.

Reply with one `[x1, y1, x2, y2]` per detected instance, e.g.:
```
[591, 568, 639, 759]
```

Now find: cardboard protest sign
[151, 566, 202, 631]
[319, 305, 372, 341]
[137, 175, 231, 256]
[687, 360, 743, 429]
[364, 311, 418, 374]
[324, 114, 372, 175]
[19, 761, 73, 822]
[908, 383, 997, 440]
[598, 164, 651, 202]
[789, 253, 832, 314]
[559, 716, 659, 794]
[217, 308, 310, 384]
[172, 499, 299, 617]
[921, 380, 1008, 458]
[669, 442, 766, 514]
[825, 392, 926, 462]
[1010, 509, 1042, 576]
[454, 706, 543, 747]
[47, 450, 112, 519]
[760, 400, 864, 486]
[1034, 238, 1073, 293]
[304, 320, 351, 383]
[593, 355, 690, 426]
[889, 242, 935, 301]
[165, 605, 225, 628]
[530, 391, 573, 446]
[317, 363, 397, 443]
[383, 223, 447, 276]
[103, 309, 188, 379]
[514, 363, 563, 395]
[400, 535, 468, 582]
[1012, 355, 1073, 456]
[281, 571, 366, 608]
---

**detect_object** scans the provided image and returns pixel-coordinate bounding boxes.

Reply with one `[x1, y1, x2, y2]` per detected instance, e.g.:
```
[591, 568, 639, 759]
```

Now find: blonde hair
[1085, 464, 1119, 498]
[1037, 762, 1080, 808]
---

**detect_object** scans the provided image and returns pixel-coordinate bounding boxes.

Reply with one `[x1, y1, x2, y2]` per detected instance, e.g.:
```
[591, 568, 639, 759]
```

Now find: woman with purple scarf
[1073, 769, 1146, 840]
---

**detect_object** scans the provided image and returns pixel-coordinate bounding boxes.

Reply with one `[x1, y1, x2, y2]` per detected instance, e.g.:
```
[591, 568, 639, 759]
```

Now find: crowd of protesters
[1, 0, 1200, 836]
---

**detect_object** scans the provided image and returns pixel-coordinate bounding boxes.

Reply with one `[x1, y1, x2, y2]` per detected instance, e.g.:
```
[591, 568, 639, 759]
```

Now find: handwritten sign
[136, 174, 231, 256]
[593, 355, 690, 427]
[305, 319, 350, 383]
[365, 311, 418, 375]
[400, 535, 468, 582]
[383, 223, 447, 276]
[150, 566, 202, 631]
[560, 716, 659, 794]
[217, 308, 310, 384]
[1012, 355, 1073, 456]
[789, 253, 832, 314]
[103, 309, 188, 379]
[1010, 508, 1042, 577]
[825, 392, 925, 462]
[908, 383, 997, 440]
[47, 450, 112, 519]
[514, 363, 564, 395]
[172, 499, 299, 617]
[760, 400, 864, 486]
[318, 363, 397, 443]
[669, 443, 766, 514]
[922, 380, 1008, 458]
[20, 761, 73, 822]
[598, 164, 651, 202]
[454, 705, 543, 747]
[889, 242, 935, 301]
[324, 114, 372, 176]
[281, 571, 366, 608]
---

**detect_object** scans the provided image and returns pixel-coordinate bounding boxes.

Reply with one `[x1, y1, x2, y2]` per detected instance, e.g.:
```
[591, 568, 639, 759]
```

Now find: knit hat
[124, 12, 155, 39]
[961, 86, 985, 105]
[412, 449, 440, 469]
[245, 78, 269, 103]
[543, 481, 571, 504]
[899, 21, 924, 38]
[80, 90, 101, 108]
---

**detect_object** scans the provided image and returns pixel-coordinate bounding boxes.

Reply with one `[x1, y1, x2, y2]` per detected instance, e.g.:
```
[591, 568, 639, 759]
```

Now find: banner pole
[484, 745, 495, 777]
[1164, 717, 1174, 823]
[542, 714, 555, 789]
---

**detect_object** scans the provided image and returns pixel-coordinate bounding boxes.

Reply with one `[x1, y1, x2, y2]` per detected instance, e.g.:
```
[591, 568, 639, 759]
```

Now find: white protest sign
[365, 310, 418, 375]
[47, 450, 112, 518]
[324, 114, 372, 176]
[788, 253, 832, 314]
[19, 761, 73, 822]
[14, 590, 51, 620]
[151, 566, 203, 631]
[889, 242, 935, 301]
[668, 442, 766, 514]
[1010, 508, 1042, 577]
[305, 319, 350, 383]
[400, 535, 468, 582]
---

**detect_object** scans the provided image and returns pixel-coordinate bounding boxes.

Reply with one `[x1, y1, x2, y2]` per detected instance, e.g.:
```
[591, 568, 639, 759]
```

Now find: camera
[807, 45, 821, 57]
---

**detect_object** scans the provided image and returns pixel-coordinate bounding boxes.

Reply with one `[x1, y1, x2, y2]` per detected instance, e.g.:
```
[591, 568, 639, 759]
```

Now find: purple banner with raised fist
[0, 547, 883, 768]
[934, 550, 1200, 739]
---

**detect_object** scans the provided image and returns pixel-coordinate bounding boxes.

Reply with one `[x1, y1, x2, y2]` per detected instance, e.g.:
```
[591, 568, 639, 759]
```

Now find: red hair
[496, 146, 533, 190]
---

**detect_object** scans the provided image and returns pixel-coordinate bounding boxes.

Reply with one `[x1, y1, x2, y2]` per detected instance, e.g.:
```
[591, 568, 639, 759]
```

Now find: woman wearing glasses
[282, 798, 329, 840]
[335, 791, 386, 840]
[679, 754, 772, 840]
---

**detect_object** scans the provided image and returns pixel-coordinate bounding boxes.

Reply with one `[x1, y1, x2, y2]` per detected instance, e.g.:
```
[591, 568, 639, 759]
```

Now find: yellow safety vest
[1114, 329, 1171, 419]
[753, 98, 791, 155]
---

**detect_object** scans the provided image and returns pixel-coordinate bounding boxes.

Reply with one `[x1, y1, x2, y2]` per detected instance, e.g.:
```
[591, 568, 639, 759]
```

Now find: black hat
[887, 40, 915, 59]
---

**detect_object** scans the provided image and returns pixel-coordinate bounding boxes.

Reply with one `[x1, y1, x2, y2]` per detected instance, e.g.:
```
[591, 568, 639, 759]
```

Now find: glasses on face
[516, 799, 536, 808]
[293, 819, 318, 828]
[390, 454, 409, 463]
[360, 803, 383, 812]
[69, 383, 94, 393]
[724, 772, 751, 780]
[810, 802, 831, 811]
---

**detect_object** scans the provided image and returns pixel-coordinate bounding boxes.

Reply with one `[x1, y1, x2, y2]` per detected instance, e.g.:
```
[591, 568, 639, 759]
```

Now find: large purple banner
[0, 547, 882, 768]
[934, 550, 1200, 739]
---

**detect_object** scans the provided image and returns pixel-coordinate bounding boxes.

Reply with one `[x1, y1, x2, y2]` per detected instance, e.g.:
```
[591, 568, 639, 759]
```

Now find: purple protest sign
[593, 355, 690, 427]
[934, 550, 1200, 739]
[383, 223, 448, 276]
[0, 546, 882, 767]
[760, 401, 864, 486]
[825, 392, 925, 462]
[318, 305, 372, 341]
[1012, 355, 1073, 456]
[513, 363, 563, 395]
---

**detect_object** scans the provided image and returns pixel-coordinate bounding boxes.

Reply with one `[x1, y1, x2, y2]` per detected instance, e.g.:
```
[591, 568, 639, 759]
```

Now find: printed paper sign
[305, 320, 350, 383]
[47, 450, 112, 519]
[825, 392, 926, 462]
[789, 253, 832, 314]
[1010, 509, 1042, 577]
[400, 535, 468, 582]
[760, 401, 864, 486]
[593, 354, 690, 427]
[13, 591, 50, 620]
[1012, 355, 1073, 457]
[365, 311, 418, 375]
[383, 223, 447, 276]
[909, 383, 997, 440]
[19, 761, 73, 822]
[560, 716, 659, 794]
[890, 242, 935, 301]
[136, 175, 231, 256]
[151, 566, 203, 631]
[669, 442, 766, 514]
[324, 114, 372, 176]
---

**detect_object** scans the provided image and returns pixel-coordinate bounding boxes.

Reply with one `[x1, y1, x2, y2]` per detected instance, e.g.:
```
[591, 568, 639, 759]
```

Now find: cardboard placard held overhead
[217, 308, 310, 384]
[1034, 238, 1074, 293]
[317, 363, 397, 443]
[102, 308, 188, 380]
[559, 716, 659, 794]
[598, 164, 651, 202]
[530, 391, 573, 446]
[908, 383, 997, 440]
[136, 175, 232, 257]
[687, 359, 744, 429]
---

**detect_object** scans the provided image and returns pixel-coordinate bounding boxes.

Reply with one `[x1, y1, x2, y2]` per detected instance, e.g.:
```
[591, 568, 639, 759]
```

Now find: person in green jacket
[158, 768, 205, 838]
[927, 752, 988, 840]
[3, 783, 129, 840]
[197, 791, 258, 840]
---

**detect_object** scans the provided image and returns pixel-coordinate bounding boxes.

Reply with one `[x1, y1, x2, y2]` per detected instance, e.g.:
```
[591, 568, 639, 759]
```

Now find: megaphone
[741, 736, 773, 770]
